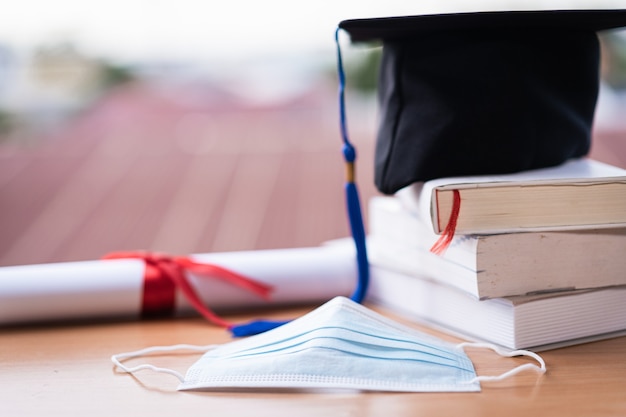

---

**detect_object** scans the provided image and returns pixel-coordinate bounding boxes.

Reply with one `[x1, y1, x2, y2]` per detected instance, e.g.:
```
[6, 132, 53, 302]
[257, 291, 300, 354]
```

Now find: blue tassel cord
[228, 28, 369, 337]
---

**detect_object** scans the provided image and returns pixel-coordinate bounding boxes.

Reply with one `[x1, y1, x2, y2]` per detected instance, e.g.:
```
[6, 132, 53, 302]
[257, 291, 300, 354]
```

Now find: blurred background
[2, 0, 626, 266]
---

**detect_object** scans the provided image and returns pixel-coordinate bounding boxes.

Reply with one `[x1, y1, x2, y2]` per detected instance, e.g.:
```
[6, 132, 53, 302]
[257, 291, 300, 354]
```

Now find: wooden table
[2, 304, 625, 417]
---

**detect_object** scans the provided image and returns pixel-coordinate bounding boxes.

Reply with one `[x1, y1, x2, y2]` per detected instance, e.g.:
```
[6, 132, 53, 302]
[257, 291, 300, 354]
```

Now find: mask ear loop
[457, 342, 547, 383]
[228, 28, 370, 337]
[111, 344, 217, 383]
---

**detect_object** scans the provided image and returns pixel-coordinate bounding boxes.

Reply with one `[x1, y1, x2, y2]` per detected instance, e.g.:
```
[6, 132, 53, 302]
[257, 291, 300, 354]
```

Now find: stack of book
[366, 158, 626, 350]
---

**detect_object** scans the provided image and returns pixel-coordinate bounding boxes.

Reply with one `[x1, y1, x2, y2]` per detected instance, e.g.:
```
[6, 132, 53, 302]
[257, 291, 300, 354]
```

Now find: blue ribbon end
[229, 319, 290, 337]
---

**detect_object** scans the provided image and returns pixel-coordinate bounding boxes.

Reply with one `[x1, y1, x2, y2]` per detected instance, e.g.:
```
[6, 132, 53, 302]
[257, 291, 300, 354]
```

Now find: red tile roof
[0, 81, 378, 266]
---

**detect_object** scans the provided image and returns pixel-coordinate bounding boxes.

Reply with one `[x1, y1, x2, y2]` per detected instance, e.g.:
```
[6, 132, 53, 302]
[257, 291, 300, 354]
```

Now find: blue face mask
[112, 297, 545, 392]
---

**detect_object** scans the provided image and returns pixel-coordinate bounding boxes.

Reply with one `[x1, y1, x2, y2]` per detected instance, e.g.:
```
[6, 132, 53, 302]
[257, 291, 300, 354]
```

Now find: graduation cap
[338, 9, 626, 194]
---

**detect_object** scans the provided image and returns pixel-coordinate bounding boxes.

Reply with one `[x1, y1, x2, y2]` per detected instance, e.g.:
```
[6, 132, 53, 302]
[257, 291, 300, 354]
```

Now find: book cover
[368, 196, 626, 299]
[397, 158, 626, 235]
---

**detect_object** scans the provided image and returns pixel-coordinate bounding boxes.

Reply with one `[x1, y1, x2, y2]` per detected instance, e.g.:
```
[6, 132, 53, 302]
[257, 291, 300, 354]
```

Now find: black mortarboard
[339, 10, 626, 194]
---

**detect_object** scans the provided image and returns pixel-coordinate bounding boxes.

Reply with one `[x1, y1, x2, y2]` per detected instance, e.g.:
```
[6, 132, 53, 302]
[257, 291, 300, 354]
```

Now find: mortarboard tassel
[336, 27, 369, 304]
[228, 28, 370, 337]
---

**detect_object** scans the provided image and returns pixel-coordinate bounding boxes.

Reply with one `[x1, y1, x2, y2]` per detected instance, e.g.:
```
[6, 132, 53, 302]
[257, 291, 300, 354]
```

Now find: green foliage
[0, 110, 15, 137]
[346, 47, 381, 93]
[98, 61, 135, 89]
[601, 33, 626, 90]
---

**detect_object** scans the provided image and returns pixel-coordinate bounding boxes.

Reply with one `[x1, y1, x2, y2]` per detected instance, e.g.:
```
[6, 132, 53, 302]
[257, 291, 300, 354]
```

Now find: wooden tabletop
[1, 305, 625, 417]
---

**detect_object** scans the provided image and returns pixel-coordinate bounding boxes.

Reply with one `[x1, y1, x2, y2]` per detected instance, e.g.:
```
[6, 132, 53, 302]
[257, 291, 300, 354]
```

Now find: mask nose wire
[335, 27, 370, 304]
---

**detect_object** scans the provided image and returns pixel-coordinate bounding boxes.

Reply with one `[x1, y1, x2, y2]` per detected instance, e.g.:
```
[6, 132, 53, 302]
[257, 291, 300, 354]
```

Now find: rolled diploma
[0, 242, 357, 325]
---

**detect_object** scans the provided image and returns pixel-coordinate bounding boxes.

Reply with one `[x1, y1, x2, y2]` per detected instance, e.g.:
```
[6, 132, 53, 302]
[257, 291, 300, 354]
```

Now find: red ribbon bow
[102, 251, 273, 329]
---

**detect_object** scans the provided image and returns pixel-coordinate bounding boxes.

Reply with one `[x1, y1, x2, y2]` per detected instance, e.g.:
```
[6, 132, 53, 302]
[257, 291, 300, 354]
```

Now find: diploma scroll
[0, 242, 357, 325]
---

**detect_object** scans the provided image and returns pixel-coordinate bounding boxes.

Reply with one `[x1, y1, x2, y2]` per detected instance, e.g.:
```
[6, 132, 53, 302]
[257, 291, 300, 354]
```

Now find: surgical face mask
[112, 296, 545, 392]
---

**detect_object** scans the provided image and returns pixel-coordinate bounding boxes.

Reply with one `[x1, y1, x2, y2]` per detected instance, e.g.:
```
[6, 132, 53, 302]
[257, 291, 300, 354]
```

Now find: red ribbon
[430, 190, 461, 255]
[102, 251, 273, 329]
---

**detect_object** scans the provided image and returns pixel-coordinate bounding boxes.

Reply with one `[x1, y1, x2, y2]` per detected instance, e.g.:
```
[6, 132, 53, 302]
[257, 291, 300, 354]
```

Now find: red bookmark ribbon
[430, 190, 461, 255]
[102, 251, 273, 329]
